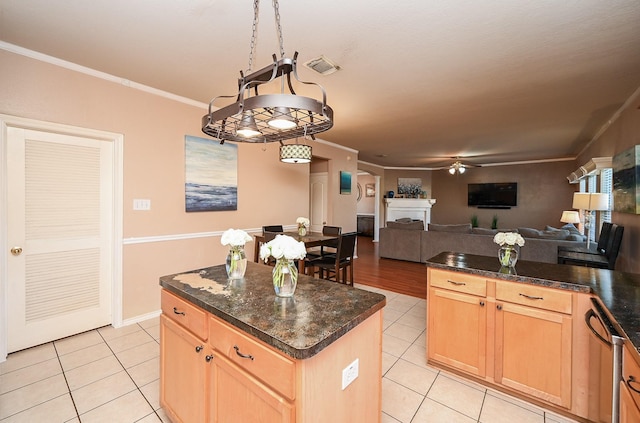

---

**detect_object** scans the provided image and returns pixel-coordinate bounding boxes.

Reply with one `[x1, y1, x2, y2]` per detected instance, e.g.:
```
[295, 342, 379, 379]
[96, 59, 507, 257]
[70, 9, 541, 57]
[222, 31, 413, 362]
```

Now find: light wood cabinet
[620, 343, 640, 423]
[427, 269, 576, 412]
[160, 289, 383, 423]
[160, 314, 208, 423]
[428, 273, 487, 377]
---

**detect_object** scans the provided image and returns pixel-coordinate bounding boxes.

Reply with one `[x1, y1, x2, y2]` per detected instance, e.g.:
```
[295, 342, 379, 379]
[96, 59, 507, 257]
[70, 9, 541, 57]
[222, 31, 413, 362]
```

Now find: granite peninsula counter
[159, 261, 386, 423]
[425, 251, 640, 422]
[426, 251, 640, 351]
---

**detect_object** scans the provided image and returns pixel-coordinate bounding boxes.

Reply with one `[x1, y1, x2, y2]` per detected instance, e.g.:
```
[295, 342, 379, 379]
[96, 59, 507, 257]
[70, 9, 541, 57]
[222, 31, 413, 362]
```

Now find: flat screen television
[468, 182, 517, 208]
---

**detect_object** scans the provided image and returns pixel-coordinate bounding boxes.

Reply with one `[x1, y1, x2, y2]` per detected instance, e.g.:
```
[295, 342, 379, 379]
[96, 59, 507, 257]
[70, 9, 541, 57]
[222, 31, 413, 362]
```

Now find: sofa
[379, 222, 586, 264]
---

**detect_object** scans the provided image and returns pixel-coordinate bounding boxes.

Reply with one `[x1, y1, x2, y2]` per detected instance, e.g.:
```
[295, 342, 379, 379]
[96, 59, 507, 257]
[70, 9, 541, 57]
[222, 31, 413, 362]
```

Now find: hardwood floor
[353, 235, 427, 298]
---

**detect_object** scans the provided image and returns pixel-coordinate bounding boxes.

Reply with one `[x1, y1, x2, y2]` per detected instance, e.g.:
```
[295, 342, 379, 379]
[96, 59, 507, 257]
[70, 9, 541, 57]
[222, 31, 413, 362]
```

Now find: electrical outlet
[341, 358, 359, 390]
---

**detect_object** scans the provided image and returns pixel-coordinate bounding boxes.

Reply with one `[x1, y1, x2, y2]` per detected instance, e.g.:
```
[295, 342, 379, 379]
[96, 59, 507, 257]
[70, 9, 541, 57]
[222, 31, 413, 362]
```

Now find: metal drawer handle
[447, 280, 466, 286]
[479, 301, 485, 307]
[519, 293, 543, 301]
[497, 304, 503, 310]
[234, 345, 255, 361]
[173, 307, 185, 316]
[628, 375, 640, 394]
[195, 345, 203, 353]
[205, 354, 214, 362]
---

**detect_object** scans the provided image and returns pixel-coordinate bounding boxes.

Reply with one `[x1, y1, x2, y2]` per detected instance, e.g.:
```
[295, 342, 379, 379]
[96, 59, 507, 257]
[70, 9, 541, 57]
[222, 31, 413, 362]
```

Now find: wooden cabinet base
[160, 290, 383, 423]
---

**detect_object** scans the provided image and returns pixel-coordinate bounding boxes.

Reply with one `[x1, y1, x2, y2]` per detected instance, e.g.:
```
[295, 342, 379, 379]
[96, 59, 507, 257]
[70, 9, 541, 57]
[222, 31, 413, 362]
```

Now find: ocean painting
[613, 144, 640, 214]
[185, 135, 238, 212]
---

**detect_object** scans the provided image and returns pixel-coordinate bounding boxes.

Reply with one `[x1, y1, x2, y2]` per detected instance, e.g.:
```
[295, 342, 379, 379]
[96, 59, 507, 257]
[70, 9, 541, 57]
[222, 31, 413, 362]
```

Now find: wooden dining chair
[262, 225, 284, 234]
[306, 225, 342, 261]
[310, 232, 357, 285]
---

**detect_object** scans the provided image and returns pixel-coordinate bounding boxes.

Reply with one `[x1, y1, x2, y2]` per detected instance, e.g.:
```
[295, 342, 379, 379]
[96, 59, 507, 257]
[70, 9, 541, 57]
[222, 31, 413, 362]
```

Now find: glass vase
[298, 226, 307, 236]
[226, 246, 247, 279]
[273, 258, 298, 297]
[498, 245, 519, 268]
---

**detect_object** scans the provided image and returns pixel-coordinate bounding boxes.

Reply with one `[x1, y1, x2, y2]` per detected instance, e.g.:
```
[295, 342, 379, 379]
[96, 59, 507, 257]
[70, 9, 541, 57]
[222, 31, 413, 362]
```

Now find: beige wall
[0, 49, 356, 320]
[431, 161, 577, 230]
[575, 93, 640, 273]
[356, 173, 376, 215]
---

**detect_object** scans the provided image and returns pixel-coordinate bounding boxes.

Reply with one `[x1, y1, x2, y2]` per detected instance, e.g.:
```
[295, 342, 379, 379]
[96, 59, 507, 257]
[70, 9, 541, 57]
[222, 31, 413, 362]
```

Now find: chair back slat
[597, 222, 613, 253]
[606, 225, 624, 269]
[337, 233, 357, 261]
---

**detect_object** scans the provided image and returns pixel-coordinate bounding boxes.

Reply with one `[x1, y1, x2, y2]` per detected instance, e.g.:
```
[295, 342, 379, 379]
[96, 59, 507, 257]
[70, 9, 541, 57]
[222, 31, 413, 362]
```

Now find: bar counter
[426, 251, 640, 352]
[159, 261, 386, 359]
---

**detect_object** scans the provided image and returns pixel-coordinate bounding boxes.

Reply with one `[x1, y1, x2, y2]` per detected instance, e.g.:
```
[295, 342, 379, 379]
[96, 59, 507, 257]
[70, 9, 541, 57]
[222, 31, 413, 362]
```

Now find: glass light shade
[448, 167, 456, 175]
[560, 210, 580, 224]
[236, 112, 261, 137]
[268, 107, 297, 129]
[458, 166, 465, 174]
[280, 144, 312, 163]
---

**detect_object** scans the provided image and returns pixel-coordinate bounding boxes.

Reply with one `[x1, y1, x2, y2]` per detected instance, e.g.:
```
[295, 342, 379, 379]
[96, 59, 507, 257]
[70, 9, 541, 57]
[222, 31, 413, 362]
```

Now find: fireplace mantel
[384, 198, 437, 230]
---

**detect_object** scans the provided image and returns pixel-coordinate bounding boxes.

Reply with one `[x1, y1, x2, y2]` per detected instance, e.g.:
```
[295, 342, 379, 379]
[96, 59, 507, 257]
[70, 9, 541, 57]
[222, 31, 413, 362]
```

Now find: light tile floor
[0, 286, 580, 423]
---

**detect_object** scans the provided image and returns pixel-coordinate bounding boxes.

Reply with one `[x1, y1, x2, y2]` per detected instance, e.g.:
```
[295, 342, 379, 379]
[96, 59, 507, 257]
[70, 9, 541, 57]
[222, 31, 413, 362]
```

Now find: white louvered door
[6, 127, 113, 353]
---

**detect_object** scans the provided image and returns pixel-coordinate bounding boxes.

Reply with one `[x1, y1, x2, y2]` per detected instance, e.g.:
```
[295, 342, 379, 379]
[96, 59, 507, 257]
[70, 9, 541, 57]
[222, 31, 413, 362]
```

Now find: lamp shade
[572, 193, 610, 211]
[280, 144, 312, 163]
[560, 210, 580, 224]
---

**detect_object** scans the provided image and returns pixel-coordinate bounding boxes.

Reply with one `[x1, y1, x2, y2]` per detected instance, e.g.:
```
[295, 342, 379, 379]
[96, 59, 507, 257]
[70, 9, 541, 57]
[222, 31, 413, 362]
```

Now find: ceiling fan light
[268, 107, 297, 129]
[459, 166, 466, 174]
[449, 167, 456, 175]
[236, 111, 261, 137]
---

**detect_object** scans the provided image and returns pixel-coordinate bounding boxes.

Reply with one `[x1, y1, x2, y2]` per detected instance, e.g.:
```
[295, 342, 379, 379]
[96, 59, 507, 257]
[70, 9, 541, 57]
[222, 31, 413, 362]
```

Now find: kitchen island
[159, 261, 386, 423]
[426, 251, 640, 423]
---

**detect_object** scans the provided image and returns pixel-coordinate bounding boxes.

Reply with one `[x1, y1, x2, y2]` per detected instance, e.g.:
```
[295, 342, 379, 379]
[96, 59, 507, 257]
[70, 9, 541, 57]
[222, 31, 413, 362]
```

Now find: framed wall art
[613, 144, 640, 214]
[340, 171, 352, 194]
[365, 183, 375, 197]
[185, 135, 238, 212]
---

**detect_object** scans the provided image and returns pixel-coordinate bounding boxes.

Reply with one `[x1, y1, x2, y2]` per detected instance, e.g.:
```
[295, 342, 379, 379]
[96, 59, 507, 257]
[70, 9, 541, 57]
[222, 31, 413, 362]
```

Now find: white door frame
[0, 114, 123, 361]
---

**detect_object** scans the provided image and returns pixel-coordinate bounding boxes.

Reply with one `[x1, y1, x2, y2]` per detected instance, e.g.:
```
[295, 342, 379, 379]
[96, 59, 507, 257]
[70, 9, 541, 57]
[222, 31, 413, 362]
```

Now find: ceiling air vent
[303, 55, 340, 75]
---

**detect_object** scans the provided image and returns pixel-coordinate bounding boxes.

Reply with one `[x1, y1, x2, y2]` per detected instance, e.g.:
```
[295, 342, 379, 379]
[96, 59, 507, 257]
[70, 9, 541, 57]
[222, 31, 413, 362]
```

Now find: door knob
[10, 247, 22, 256]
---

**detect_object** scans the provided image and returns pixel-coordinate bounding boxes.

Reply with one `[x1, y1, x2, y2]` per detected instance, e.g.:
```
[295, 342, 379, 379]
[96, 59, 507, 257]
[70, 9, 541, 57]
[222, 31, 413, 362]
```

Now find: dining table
[253, 231, 339, 273]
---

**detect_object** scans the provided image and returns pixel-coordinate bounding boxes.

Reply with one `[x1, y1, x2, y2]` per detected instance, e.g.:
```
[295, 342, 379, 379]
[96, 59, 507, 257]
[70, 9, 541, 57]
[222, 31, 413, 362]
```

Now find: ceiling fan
[428, 157, 481, 174]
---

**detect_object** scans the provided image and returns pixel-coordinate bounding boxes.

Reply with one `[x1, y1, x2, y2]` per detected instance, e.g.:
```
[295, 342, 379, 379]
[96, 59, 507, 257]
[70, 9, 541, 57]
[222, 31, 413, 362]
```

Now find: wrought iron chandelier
[201, 0, 333, 159]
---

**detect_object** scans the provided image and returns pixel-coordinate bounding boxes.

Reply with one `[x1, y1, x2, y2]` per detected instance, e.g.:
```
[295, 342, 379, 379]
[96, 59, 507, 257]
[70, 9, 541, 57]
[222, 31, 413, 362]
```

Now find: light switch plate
[133, 199, 151, 210]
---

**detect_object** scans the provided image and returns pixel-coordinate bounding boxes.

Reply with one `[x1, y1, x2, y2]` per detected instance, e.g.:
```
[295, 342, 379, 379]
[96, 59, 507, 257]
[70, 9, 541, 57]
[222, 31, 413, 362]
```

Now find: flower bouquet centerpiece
[260, 234, 307, 297]
[296, 217, 310, 236]
[221, 228, 252, 279]
[493, 232, 525, 268]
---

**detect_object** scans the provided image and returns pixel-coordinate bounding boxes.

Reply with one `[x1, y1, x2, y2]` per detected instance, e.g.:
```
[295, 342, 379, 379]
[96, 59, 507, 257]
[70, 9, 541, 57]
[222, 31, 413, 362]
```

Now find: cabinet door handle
[173, 307, 185, 316]
[519, 293, 543, 301]
[234, 345, 255, 361]
[205, 354, 214, 362]
[195, 345, 203, 353]
[627, 375, 640, 394]
[497, 304, 503, 310]
[447, 280, 466, 286]
[479, 301, 485, 307]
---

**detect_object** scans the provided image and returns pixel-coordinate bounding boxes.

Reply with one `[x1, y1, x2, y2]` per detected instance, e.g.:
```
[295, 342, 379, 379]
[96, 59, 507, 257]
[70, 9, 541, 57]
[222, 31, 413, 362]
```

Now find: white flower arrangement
[260, 234, 307, 290]
[296, 217, 310, 229]
[221, 228, 252, 247]
[260, 234, 307, 262]
[493, 232, 525, 247]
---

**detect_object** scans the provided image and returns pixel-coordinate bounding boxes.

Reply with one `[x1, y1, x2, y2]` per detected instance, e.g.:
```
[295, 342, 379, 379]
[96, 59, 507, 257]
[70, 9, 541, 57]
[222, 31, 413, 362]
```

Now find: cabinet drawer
[623, 343, 640, 410]
[429, 269, 487, 297]
[161, 290, 208, 340]
[495, 282, 572, 314]
[209, 315, 296, 400]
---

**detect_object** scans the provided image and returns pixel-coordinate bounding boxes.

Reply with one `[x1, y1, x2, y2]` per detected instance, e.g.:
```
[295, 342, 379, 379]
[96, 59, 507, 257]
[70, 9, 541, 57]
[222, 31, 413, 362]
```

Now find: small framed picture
[365, 183, 375, 197]
[340, 171, 351, 194]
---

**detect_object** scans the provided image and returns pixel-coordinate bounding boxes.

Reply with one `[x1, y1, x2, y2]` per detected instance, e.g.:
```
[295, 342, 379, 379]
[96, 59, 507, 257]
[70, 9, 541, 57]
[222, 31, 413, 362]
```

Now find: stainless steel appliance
[585, 297, 625, 423]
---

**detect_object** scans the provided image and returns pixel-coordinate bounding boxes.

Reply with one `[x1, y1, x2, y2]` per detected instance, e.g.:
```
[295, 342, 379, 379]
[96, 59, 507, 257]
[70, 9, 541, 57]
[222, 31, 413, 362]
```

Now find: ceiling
[2, 0, 640, 168]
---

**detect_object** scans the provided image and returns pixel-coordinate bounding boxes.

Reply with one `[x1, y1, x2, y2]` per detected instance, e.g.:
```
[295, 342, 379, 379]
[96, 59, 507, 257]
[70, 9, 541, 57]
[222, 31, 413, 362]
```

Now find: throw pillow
[396, 218, 413, 223]
[517, 227, 541, 238]
[387, 220, 424, 230]
[538, 229, 570, 240]
[472, 227, 498, 235]
[428, 223, 472, 233]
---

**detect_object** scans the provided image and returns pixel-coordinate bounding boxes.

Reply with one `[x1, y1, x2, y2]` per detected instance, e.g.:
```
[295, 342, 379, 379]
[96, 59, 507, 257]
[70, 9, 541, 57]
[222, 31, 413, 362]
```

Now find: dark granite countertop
[426, 252, 640, 353]
[159, 261, 386, 359]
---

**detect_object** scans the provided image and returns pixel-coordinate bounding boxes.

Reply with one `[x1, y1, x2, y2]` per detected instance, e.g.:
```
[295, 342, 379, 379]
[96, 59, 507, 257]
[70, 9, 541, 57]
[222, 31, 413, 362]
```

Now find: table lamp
[572, 193, 609, 249]
[560, 210, 580, 225]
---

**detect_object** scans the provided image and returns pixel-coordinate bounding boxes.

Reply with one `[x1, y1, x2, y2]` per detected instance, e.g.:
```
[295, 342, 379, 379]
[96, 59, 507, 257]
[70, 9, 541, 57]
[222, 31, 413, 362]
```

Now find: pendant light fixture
[201, 0, 334, 146]
[449, 161, 466, 175]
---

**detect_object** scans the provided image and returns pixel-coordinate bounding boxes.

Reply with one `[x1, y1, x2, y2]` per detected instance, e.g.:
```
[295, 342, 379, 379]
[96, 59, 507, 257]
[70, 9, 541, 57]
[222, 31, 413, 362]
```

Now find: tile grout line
[96, 323, 164, 422]
[53, 339, 82, 422]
